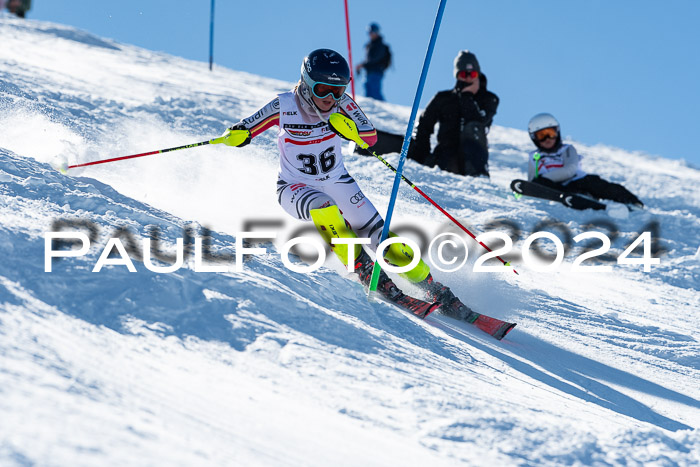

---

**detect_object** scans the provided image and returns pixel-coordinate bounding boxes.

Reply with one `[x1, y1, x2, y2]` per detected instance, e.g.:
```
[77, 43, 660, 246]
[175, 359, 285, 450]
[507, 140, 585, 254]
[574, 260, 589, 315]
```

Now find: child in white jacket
[527, 113, 643, 207]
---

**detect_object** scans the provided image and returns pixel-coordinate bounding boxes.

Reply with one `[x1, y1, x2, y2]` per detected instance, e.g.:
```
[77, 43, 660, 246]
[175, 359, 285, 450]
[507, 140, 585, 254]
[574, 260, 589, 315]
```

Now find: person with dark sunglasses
[406, 49, 499, 177]
[525, 113, 644, 208]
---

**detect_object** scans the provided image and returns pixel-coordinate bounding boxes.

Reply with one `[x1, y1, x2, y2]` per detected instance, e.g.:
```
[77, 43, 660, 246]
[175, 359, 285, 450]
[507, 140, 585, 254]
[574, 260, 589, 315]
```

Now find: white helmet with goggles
[528, 113, 560, 145]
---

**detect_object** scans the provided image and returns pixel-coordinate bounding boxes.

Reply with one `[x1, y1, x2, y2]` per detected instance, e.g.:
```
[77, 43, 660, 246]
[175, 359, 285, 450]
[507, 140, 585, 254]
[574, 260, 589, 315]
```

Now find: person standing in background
[355, 23, 391, 101]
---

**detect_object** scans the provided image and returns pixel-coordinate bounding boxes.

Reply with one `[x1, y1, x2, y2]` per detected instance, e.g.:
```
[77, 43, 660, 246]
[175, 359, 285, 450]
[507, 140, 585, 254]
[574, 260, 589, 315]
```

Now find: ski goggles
[533, 127, 558, 142]
[457, 70, 479, 80]
[312, 82, 347, 100]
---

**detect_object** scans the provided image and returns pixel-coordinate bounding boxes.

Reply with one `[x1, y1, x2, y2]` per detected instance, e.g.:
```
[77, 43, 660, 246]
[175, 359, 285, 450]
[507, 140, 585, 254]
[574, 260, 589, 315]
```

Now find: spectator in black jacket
[408, 50, 499, 177]
[355, 23, 391, 101]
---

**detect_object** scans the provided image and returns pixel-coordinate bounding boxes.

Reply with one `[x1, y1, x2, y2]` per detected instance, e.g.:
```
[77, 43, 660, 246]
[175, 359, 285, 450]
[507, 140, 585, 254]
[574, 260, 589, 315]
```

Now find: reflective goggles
[534, 127, 558, 142]
[457, 70, 479, 80]
[312, 82, 347, 100]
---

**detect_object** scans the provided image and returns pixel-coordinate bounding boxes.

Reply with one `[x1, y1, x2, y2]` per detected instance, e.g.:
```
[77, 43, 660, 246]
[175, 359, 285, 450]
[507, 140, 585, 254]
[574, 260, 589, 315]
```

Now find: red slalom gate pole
[328, 113, 518, 275]
[363, 147, 518, 274]
[343, 0, 356, 99]
[412, 184, 518, 274]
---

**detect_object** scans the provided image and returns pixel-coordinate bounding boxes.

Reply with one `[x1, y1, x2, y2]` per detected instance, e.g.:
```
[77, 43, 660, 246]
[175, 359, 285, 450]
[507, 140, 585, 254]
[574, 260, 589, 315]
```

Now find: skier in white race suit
[220, 48, 473, 319]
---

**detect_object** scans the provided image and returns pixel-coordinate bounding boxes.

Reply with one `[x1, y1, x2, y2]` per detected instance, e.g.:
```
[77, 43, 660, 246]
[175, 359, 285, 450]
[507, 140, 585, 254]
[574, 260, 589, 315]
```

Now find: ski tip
[493, 322, 517, 341]
[417, 302, 441, 319]
[625, 202, 645, 212]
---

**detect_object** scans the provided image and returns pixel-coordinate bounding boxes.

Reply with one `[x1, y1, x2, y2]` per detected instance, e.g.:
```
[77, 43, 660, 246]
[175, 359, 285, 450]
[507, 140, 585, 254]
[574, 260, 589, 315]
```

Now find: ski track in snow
[1, 17, 699, 466]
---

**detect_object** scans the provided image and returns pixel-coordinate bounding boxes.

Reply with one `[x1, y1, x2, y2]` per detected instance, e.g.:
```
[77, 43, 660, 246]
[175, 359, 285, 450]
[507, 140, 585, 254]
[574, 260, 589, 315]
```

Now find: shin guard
[382, 233, 431, 283]
[310, 205, 362, 269]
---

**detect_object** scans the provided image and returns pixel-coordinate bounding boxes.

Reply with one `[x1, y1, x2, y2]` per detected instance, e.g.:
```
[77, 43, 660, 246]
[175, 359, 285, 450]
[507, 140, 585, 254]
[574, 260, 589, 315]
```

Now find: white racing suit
[233, 89, 386, 248]
[232, 88, 430, 283]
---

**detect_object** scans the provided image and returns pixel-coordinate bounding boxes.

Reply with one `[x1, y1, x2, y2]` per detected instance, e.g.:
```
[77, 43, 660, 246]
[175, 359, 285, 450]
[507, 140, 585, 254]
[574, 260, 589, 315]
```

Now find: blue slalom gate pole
[209, 0, 215, 71]
[368, 0, 448, 293]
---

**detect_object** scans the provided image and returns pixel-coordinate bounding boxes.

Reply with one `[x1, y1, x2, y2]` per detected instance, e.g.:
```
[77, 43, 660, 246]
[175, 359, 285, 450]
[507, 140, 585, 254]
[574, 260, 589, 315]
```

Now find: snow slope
[1, 16, 699, 466]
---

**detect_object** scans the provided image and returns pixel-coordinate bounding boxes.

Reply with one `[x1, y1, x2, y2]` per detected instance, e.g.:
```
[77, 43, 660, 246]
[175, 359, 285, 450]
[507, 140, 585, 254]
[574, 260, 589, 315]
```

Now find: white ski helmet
[528, 113, 560, 141]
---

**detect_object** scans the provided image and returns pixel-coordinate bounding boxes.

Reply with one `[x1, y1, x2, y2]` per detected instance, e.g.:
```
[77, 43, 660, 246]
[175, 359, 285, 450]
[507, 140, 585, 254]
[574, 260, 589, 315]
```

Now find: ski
[436, 295, 516, 340]
[510, 179, 606, 211]
[364, 267, 514, 338]
[393, 293, 441, 319]
[463, 311, 517, 340]
[372, 287, 440, 319]
[358, 254, 440, 319]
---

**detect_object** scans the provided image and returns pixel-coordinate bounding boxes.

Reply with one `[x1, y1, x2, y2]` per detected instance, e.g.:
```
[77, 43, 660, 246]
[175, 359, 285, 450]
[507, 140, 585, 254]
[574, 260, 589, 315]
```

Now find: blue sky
[28, 0, 699, 167]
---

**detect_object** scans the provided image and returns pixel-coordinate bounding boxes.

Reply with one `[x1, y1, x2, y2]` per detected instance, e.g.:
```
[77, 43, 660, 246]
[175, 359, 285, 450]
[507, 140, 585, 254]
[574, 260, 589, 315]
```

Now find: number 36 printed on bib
[296, 146, 337, 176]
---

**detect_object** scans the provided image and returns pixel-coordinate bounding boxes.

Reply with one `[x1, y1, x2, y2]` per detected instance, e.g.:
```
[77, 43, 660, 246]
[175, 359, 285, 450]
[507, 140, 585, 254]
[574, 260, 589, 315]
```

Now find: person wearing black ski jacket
[408, 50, 499, 177]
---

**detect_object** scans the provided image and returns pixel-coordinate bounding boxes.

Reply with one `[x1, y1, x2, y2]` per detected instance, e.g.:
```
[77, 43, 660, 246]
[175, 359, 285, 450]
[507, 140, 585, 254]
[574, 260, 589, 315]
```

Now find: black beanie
[453, 50, 481, 77]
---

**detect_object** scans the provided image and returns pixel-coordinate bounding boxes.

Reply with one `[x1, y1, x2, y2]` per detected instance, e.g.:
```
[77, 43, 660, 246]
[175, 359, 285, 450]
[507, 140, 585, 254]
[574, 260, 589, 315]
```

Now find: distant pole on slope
[209, 0, 215, 71]
[343, 0, 356, 98]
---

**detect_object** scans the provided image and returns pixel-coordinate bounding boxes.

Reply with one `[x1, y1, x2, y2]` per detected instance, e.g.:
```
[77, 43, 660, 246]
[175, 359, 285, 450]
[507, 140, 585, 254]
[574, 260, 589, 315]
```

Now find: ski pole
[329, 113, 518, 275]
[60, 130, 250, 171]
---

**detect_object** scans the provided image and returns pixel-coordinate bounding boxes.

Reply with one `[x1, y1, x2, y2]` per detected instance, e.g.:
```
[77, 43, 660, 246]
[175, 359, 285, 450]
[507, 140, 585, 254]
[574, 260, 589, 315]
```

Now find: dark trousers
[433, 122, 489, 177]
[458, 139, 489, 177]
[364, 72, 385, 101]
[534, 175, 642, 205]
[458, 121, 489, 177]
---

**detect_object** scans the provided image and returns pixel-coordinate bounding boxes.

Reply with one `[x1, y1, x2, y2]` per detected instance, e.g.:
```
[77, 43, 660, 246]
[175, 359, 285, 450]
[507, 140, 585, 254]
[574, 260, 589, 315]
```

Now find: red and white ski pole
[58, 130, 250, 172]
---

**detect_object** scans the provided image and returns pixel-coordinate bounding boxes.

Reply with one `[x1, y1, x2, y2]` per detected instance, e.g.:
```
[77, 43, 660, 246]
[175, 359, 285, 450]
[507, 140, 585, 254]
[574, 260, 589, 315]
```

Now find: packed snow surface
[1, 17, 698, 466]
